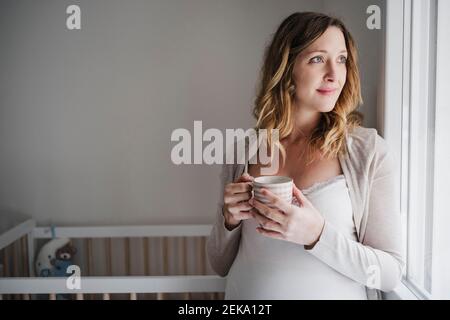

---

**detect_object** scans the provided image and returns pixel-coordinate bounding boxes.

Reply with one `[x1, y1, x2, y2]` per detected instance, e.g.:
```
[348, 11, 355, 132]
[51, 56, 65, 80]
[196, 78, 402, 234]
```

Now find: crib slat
[162, 237, 169, 275]
[22, 294, 30, 300]
[21, 236, 28, 277]
[105, 238, 112, 276]
[85, 239, 93, 300]
[196, 237, 206, 300]
[199, 237, 206, 275]
[12, 241, 18, 277]
[130, 293, 137, 300]
[26, 232, 35, 277]
[143, 238, 150, 275]
[181, 237, 187, 274]
[181, 237, 191, 300]
[2, 246, 8, 277]
[76, 293, 84, 300]
[9, 242, 19, 300]
[49, 293, 56, 300]
[143, 238, 150, 302]
[159, 237, 169, 301]
[85, 239, 93, 276]
[125, 238, 131, 276]
[1, 248, 9, 300]
[102, 293, 110, 300]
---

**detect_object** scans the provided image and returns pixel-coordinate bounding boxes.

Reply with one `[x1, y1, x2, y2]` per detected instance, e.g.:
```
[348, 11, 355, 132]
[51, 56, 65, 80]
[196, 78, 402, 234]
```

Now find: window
[382, 0, 450, 299]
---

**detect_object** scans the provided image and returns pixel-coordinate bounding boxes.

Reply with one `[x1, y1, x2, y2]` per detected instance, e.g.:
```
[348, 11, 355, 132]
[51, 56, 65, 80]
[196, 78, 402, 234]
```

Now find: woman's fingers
[225, 181, 252, 194]
[293, 184, 310, 207]
[222, 174, 256, 227]
[249, 198, 287, 225]
[236, 173, 254, 183]
[227, 173, 254, 194]
[224, 175, 255, 204]
[226, 202, 254, 221]
[224, 191, 252, 204]
[252, 209, 284, 234]
[256, 227, 284, 240]
[228, 201, 253, 214]
[232, 211, 254, 221]
[256, 188, 291, 213]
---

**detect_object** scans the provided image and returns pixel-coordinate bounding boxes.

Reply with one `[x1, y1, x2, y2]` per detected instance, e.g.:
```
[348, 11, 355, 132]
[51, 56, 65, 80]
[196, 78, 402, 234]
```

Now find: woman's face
[292, 26, 348, 113]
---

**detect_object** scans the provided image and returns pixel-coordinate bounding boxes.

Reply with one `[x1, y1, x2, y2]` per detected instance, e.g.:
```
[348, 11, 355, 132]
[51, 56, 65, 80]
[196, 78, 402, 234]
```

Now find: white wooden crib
[0, 216, 226, 300]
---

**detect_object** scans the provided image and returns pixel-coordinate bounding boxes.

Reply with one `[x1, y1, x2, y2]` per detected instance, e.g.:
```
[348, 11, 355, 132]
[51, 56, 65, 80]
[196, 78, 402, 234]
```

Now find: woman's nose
[324, 62, 338, 82]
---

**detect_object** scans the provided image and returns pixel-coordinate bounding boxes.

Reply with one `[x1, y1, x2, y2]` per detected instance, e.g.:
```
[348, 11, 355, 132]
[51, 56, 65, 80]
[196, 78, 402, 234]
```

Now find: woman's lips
[316, 88, 337, 95]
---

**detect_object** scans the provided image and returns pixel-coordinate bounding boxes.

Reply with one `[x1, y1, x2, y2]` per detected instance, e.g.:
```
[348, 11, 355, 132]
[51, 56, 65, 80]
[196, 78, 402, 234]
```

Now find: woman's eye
[339, 56, 348, 63]
[309, 56, 323, 64]
[309, 55, 347, 64]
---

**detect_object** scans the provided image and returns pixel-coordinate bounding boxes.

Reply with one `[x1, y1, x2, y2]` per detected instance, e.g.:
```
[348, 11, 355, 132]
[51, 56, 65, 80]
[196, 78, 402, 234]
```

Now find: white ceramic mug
[253, 176, 293, 208]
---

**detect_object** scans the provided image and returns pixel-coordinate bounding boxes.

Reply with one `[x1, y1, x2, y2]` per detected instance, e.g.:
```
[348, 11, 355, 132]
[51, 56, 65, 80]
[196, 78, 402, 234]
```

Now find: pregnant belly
[224, 240, 367, 300]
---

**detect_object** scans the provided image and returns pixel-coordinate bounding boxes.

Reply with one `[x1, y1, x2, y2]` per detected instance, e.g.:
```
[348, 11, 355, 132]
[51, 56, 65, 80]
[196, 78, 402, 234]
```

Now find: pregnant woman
[206, 12, 404, 300]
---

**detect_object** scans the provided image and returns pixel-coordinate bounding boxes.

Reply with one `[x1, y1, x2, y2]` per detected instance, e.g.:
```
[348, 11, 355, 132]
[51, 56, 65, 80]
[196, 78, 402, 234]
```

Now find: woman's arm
[306, 137, 405, 292]
[206, 163, 243, 277]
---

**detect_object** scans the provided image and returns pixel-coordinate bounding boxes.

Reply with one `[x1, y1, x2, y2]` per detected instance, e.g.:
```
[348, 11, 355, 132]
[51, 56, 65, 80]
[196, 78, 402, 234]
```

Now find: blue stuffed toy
[50, 247, 77, 277]
[35, 238, 77, 299]
[36, 238, 77, 277]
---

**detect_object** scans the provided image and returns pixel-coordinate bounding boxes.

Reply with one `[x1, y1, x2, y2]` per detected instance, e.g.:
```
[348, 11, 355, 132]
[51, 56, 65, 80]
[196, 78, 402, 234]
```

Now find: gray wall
[0, 0, 384, 226]
[323, 0, 385, 129]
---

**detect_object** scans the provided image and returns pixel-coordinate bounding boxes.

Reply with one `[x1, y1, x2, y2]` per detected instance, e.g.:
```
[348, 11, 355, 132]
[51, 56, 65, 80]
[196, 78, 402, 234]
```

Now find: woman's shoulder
[344, 126, 397, 186]
[347, 126, 391, 159]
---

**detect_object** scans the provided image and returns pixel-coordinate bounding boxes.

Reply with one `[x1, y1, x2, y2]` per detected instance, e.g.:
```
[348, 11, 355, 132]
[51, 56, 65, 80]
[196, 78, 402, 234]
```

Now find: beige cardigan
[206, 126, 405, 300]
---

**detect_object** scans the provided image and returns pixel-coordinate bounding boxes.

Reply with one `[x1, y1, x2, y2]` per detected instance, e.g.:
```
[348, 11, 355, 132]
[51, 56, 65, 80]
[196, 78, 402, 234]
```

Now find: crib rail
[0, 275, 225, 294]
[33, 224, 212, 238]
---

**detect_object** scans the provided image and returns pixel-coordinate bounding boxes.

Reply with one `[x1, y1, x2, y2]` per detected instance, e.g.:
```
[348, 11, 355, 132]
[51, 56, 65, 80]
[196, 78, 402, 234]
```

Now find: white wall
[0, 0, 384, 227]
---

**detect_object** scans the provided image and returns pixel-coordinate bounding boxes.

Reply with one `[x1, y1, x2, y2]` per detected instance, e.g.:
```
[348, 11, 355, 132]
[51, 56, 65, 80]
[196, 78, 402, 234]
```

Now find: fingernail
[249, 198, 254, 205]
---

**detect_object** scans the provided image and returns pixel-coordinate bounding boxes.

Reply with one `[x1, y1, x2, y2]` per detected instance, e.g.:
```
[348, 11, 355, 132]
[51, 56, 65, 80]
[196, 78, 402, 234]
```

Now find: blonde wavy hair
[253, 12, 364, 167]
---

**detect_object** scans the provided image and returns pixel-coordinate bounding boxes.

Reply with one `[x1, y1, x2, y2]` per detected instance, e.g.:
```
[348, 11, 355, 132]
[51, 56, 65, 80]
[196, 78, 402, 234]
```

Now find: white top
[208, 127, 405, 299]
[224, 174, 368, 300]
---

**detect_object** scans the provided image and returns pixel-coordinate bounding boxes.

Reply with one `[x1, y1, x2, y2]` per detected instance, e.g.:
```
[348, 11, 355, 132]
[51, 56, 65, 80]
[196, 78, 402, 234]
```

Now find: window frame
[382, 0, 449, 300]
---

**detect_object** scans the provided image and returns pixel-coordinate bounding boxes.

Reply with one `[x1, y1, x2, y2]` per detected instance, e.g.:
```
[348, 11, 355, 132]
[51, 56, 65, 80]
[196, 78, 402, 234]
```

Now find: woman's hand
[222, 173, 254, 231]
[249, 184, 325, 248]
